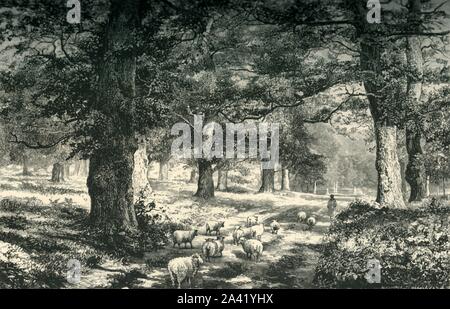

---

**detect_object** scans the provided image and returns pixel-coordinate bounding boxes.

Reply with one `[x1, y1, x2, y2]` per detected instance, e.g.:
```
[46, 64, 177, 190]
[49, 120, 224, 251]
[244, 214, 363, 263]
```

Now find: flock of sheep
[167, 211, 317, 288]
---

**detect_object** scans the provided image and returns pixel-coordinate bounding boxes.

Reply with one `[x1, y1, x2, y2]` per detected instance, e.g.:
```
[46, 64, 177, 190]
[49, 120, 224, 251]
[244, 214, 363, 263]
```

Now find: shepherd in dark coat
[327, 195, 337, 220]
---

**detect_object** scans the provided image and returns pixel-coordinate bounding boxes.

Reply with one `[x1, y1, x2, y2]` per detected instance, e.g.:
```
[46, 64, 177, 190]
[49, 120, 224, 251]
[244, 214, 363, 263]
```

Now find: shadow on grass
[206, 261, 251, 279]
[108, 269, 148, 289]
[213, 197, 275, 213]
[265, 206, 330, 225]
[263, 243, 323, 288]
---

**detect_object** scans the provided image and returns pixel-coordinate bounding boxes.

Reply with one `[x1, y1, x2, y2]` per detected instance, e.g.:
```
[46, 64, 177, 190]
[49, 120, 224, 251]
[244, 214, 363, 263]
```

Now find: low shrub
[0, 215, 28, 230]
[0, 247, 67, 288]
[87, 190, 174, 257]
[0, 197, 43, 212]
[314, 198, 450, 288]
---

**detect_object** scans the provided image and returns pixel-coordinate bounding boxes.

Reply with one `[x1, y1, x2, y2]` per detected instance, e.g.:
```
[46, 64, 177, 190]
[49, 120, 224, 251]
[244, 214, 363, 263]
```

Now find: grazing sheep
[270, 220, 280, 234]
[306, 217, 316, 230]
[232, 226, 254, 244]
[173, 230, 198, 249]
[239, 239, 263, 262]
[201, 236, 225, 262]
[205, 220, 225, 235]
[297, 211, 307, 223]
[250, 223, 264, 240]
[246, 215, 259, 227]
[168, 253, 204, 288]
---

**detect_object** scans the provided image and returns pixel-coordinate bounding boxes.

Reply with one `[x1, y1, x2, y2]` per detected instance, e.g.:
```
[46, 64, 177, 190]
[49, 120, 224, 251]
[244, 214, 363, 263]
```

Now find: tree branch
[8, 133, 72, 150]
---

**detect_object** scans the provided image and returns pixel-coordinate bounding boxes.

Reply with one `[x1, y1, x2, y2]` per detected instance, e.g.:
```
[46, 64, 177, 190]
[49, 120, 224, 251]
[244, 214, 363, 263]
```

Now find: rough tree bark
[405, 123, 425, 202]
[360, 39, 406, 208]
[259, 163, 275, 193]
[372, 123, 406, 207]
[194, 159, 215, 198]
[405, 0, 426, 202]
[216, 169, 228, 191]
[87, 0, 140, 231]
[88, 140, 138, 231]
[280, 168, 290, 191]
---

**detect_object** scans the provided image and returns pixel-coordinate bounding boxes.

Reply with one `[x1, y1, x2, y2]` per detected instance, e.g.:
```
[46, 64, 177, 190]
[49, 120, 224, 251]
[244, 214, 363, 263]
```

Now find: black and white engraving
[0, 0, 449, 290]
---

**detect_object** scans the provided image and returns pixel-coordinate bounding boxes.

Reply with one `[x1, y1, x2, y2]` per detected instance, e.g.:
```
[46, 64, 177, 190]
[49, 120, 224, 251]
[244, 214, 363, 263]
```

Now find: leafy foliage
[314, 198, 450, 288]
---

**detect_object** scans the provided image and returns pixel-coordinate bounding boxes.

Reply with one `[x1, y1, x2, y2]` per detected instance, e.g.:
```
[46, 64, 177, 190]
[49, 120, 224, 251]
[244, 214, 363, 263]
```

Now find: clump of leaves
[314, 198, 450, 288]
[134, 190, 172, 253]
[86, 189, 173, 257]
[0, 215, 28, 230]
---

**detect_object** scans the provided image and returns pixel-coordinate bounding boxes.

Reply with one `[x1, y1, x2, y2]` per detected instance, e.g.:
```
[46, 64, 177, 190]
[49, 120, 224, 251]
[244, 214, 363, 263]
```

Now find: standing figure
[327, 194, 337, 220]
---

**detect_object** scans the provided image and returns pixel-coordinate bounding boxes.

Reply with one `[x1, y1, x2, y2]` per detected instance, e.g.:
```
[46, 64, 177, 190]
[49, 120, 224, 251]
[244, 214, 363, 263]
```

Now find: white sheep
[201, 236, 225, 262]
[246, 215, 259, 227]
[250, 223, 264, 240]
[239, 239, 263, 262]
[270, 220, 280, 234]
[297, 211, 307, 223]
[168, 253, 204, 288]
[205, 220, 225, 235]
[306, 217, 316, 230]
[173, 230, 198, 249]
[232, 226, 254, 245]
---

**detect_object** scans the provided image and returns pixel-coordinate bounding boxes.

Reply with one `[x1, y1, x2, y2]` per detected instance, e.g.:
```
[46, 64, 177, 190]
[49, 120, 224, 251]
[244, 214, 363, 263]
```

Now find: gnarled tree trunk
[259, 163, 275, 193]
[88, 137, 138, 231]
[194, 159, 214, 199]
[87, 0, 140, 231]
[360, 38, 406, 208]
[405, 2, 426, 202]
[405, 125, 425, 202]
[372, 123, 405, 206]
[280, 168, 290, 191]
